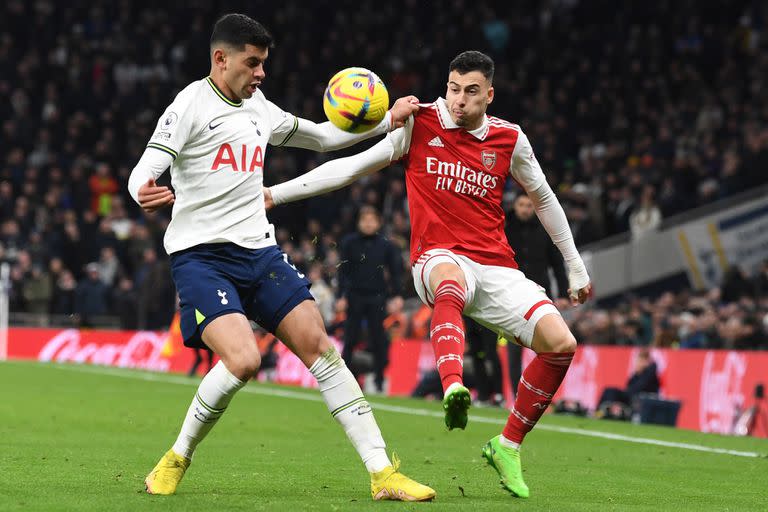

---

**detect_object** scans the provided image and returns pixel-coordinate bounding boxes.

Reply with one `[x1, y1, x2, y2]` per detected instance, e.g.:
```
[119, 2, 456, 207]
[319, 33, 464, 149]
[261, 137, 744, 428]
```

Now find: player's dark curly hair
[210, 13, 274, 50]
[449, 51, 494, 82]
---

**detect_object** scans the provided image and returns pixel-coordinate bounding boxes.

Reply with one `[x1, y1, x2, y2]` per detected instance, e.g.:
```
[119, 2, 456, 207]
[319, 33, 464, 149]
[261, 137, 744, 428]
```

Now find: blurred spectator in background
[89, 163, 119, 217]
[308, 261, 335, 327]
[629, 185, 662, 239]
[596, 348, 660, 420]
[75, 262, 109, 327]
[754, 259, 768, 297]
[339, 206, 402, 393]
[383, 296, 407, 340]
[51, 270, 77, 317]
[22, 264, 52, 323]
[97, 246, 120, 287]
[112, 277, 138, 330]
[721, 265, 754, 303]
[505, 193, 569, 299]
[135, 248, 175, 330]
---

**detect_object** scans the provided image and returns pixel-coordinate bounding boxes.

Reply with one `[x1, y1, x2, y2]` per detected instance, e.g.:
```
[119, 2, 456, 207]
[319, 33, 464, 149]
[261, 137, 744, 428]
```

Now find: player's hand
[138, 178, 174, 213]
[389, 95, 420, 129]
[567, 263, 592, 305]
[568, 282, 592, 305]
[263, 187, 274, 211]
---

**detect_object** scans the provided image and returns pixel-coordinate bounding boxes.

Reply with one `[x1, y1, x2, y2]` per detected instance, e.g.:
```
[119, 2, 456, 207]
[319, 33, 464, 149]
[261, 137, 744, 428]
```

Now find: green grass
[0, 361, 765, 511]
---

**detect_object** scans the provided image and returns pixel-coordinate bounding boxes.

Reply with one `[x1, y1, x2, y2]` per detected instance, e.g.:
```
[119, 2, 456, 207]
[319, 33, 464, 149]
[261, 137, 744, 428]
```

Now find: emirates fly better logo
[425, 156, 499, 198]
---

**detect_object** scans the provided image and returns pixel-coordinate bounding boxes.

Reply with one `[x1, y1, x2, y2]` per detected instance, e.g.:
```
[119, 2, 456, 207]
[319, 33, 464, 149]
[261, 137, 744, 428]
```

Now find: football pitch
[1, 361, 765, 511]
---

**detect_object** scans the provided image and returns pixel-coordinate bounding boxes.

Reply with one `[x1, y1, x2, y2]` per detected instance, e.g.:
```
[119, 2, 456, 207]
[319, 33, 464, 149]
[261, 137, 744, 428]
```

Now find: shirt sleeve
[388, 115, 415, 161]
[509, 129, 546, 192]
[127, 147, 174, 205]
[266, 99, 392, 151]
[527, 180, 590, 293]
[270, 135, 396, 205]
[145, 89, 196, 161]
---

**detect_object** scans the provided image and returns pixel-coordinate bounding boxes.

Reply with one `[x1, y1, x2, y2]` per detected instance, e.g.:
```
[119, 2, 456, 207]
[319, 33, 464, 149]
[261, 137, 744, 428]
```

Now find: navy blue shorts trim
[170, 243, 313, 348]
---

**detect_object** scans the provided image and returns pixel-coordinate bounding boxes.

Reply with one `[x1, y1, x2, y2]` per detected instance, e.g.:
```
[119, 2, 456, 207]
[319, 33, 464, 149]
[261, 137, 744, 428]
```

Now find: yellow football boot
[145, 449, 191, 495]
[370, 454, 436, 502]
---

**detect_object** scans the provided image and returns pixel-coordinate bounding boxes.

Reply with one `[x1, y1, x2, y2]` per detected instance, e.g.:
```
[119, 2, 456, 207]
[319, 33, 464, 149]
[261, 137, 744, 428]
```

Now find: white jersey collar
[435, 97, 490, 141]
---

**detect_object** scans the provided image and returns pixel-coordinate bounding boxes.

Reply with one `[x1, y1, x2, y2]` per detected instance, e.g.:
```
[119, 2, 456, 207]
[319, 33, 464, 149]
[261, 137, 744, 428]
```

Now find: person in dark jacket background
[339, 206, 403, 393]
[75, 262, 109, 327]
[597, 348, 660, 412]
[505, 193, 569, 299]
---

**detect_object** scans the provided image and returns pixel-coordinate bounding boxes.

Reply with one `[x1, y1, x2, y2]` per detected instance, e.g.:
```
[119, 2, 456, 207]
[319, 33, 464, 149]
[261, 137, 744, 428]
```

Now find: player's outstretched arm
[281, 96, 418, 152]
[128, 148, 175, 213]
[527, 181, 591, 304]
[268, 135, 396, 206]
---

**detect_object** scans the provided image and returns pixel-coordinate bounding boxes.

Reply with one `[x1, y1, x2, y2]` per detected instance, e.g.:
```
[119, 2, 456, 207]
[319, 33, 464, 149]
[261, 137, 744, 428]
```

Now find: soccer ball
[323, 67, 389, 133]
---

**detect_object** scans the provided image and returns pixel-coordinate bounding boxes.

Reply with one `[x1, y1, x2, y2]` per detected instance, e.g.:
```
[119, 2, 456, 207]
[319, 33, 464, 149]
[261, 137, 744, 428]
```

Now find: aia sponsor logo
[211, 143, 264, 172]
[699, 351, 747, 434]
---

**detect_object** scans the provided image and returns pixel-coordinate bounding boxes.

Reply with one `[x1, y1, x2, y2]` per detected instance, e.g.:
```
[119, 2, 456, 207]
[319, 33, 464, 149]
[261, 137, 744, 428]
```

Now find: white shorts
[412, 249, 560, 348]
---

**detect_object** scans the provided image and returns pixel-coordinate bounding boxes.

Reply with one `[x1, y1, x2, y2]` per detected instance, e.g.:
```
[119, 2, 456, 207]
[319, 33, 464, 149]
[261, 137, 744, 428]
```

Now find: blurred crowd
[565, 262, 768, 351]
[1, 0, 767, 345]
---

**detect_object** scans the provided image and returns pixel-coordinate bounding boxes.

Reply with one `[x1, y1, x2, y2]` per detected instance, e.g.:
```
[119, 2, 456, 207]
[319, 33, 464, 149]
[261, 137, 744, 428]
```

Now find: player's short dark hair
[449, 51, 495, 82]
[210, 13, 274, 51]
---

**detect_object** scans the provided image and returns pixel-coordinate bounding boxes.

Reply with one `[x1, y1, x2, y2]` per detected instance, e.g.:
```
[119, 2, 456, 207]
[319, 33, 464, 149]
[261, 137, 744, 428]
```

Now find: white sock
[171, 361, 246, 459]
[500, 434, 521, 451]
[445, 381, 463, 396]
[309, 347, 390, 473]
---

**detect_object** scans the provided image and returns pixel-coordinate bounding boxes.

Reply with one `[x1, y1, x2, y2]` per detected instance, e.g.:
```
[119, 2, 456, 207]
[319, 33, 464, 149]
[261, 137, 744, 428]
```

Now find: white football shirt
[144, 77, 299, 254]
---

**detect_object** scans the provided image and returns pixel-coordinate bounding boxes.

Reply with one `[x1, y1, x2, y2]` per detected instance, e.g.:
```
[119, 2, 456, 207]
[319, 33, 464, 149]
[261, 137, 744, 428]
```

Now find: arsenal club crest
[481, 150, 497, 171]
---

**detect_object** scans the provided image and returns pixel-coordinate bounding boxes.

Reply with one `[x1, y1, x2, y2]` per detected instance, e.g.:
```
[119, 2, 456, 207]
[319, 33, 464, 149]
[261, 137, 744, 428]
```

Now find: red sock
[503, 351, 575, 444]
[430, 280, 466, 392]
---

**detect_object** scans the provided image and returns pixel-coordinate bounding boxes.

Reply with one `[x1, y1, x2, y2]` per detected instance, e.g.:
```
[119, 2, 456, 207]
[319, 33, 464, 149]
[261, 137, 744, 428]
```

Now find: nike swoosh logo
[209, 120, 224, 130]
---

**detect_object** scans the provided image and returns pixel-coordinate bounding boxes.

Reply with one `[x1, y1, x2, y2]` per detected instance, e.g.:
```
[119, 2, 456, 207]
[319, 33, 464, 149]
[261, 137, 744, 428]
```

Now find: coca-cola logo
[38, 329, 171, 372]
[699, 351, 746, 434]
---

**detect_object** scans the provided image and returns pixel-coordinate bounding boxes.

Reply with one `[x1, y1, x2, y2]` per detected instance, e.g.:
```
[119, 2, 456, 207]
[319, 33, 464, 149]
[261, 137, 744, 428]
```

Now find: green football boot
[442, 384, 471, 430]
[481, 435, 530, 498]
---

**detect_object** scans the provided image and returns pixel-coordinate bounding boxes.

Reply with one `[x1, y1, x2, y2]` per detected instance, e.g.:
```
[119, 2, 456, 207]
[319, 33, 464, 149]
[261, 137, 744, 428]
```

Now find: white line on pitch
[45, 362, 765, 459]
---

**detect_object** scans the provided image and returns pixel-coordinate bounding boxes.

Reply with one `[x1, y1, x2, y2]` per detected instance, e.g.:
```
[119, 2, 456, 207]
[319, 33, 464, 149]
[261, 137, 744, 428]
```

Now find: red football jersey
[391, 99, 544, 268]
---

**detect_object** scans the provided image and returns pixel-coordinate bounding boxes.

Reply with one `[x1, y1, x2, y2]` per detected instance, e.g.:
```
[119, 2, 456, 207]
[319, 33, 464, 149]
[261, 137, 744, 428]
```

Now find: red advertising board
[6, 328, 767, 437]
[7, 327, 197, 372]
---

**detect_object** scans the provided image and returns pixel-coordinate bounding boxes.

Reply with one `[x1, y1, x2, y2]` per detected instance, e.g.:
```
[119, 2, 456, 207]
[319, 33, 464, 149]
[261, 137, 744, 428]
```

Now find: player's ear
[211, 47, 227, 69]
[487, 85, 494, 105]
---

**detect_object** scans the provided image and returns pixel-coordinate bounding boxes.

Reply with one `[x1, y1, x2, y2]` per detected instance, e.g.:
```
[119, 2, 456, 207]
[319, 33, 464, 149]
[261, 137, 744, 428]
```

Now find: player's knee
[223, 347, 262, 380]
[548, 331, 577, 353]
[301, 328, 332, 363]
[430, 262, 467, 290]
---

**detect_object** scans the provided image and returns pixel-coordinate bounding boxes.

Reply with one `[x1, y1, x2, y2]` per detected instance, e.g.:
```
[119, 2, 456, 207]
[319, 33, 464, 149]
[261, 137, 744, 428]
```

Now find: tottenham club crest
[481, 150, 496, 171]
